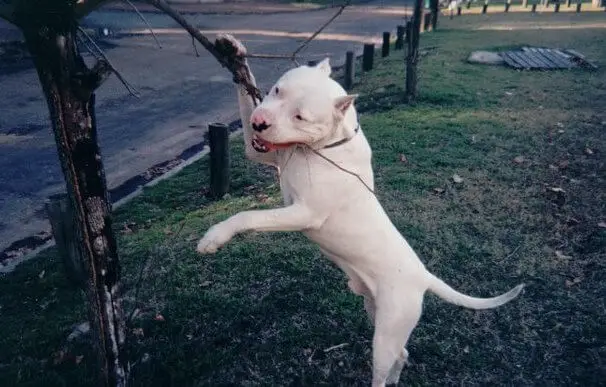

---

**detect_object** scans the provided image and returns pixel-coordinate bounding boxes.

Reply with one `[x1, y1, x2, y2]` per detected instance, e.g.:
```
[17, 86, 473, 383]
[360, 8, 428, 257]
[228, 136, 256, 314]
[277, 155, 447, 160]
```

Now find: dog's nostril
[252, 122, 270, 132]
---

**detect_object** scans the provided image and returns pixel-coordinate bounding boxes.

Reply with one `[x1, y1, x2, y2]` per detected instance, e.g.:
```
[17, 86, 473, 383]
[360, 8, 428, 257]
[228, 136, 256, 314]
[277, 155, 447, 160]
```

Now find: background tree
[0, 1, 127, 385]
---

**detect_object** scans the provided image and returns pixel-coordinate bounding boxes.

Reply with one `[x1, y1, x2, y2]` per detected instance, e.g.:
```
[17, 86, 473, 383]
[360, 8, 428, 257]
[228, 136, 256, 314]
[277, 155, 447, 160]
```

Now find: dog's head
[250, 58, 358, 153]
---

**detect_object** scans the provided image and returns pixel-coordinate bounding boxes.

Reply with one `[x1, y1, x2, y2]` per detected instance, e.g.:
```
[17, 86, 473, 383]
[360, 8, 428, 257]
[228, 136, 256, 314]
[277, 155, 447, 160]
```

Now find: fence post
[575, 1, 581, 11]
[395, 26, 405, 49]
[424, 12, 432, 31]
[46, 193, 86, 288]
[565, 0, 571, 6]
[344, 50, 355, 91]
[382, 31, 390, 57]
[482, 1, 488, 13]
[208, 123, 230, 199]
[457, 5, 462, 15]
[431, 0, 439, 29]
[362, 43, 374, 71]
[554, 1, 560, 11]
[532, 3, 537, 11]
[523, 0, 528, 7]
[505, 0, 511, 11]
[467, 0, 472, 8]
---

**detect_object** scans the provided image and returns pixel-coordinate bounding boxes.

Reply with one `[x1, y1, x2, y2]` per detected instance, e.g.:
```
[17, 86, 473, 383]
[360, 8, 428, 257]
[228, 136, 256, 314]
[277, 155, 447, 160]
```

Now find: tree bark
[406, 0, 423, 102]
[15, 2, 128, 386]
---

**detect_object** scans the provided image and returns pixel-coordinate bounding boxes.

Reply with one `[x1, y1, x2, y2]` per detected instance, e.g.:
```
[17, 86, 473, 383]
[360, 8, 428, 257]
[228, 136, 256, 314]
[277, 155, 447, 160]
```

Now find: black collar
[323, 124, 360, 149]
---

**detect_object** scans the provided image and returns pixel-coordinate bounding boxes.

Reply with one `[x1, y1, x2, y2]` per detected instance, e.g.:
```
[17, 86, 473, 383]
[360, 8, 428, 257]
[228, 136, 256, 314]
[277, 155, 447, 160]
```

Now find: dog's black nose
[252, 122, 270, 132]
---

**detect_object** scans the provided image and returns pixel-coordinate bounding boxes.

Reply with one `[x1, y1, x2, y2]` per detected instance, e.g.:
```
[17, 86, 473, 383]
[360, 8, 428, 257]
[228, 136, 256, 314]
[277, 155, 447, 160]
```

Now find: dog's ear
[316, 57, 332, 76]
[334, 94, 358, 116]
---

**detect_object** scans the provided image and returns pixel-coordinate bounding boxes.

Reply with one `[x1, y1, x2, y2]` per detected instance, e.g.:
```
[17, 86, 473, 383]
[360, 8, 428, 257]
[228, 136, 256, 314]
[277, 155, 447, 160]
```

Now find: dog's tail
[427, 273, 524, 310]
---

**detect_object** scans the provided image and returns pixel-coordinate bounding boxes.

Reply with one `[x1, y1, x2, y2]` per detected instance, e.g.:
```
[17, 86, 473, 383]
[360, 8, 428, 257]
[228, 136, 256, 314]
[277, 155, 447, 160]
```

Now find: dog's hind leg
[371, 292, 423, 387]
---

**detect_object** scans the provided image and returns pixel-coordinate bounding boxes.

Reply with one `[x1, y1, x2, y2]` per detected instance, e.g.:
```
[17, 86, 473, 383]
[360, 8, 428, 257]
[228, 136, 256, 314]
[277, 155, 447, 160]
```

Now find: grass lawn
[1, 12, 605, 387]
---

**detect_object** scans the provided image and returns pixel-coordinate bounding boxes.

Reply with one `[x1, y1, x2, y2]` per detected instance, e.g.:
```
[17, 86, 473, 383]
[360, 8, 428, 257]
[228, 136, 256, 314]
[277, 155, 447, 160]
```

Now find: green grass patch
[1, 13, 605, 387]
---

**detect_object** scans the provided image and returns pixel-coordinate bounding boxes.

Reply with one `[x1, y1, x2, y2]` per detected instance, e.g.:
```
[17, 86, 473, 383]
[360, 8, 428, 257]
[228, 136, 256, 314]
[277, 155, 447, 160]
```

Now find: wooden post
[395, 25, 405, 50]
[424, 12, 432, 31]
[405, 0, 422, 103]
[46, 193, 86, 288]
[576, 1, 581, 11]
[344, 50, 355, 90]
[362, 43, 374, 71]
[382, 31, 390, 57]
[208, 123, 230, 199]
[430, 0, 439, 29]
[532, 3, 537, 11]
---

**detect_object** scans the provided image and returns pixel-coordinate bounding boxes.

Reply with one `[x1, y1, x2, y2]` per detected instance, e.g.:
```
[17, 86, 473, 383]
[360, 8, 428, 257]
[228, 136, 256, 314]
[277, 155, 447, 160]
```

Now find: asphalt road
[0, 0, 411, 252]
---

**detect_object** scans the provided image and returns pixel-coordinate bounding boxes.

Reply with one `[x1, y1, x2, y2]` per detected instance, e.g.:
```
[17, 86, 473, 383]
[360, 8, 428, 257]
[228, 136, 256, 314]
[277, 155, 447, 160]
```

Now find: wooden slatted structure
[499, 47, 597, 70]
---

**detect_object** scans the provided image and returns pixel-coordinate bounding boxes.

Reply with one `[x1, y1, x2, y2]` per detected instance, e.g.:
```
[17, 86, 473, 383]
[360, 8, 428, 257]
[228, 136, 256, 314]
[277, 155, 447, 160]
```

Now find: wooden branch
[290, 0, 352, 60]
[77, 26, 140, 97]
[89, 59, 113, 90]
[75, 0, 110, 19]
[123, 0, 162, 49]
[146, 0, 263, 101]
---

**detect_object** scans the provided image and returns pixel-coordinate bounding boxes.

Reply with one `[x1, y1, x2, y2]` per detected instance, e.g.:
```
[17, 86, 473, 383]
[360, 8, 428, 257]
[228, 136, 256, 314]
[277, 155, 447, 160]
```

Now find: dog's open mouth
[251, 134, 299, 153]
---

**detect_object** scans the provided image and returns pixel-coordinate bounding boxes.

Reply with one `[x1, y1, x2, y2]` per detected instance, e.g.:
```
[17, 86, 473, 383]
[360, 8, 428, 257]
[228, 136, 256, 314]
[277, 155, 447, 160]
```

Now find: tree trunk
[16, 3, 128, 386]
[406, 0, 423, 102]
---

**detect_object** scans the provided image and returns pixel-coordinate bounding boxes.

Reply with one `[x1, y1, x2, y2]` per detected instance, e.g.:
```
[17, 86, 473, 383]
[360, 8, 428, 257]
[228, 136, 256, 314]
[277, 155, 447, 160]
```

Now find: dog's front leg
[216, 33, 278, 167]
[197, 203, 319, 254]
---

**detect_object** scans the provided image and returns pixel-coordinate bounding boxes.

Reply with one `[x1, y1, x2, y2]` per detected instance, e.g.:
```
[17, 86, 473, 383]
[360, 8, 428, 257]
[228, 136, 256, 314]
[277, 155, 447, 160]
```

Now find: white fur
[198, 35, 524, 386]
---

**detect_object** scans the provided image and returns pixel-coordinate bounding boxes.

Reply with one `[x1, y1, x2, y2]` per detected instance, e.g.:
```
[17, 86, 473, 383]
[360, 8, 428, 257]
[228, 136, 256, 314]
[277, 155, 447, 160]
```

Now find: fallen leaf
[155, 313, 165, 322]
[200, 280, 212, 287]
[565, 277, 582, 287]
[452, 174, 463, 184]
[399, 154, 408, 164]
[584, 148, 594, 155]
[75, 355, 84, 365]
[505, 91, 513, 96]
[132, 328, 144, 337]
[555, 250, 572, 260]
[186, 334, 193, 340]
[549, 164, 558, 170]
[463, 346, 470, 354]
[513, 156, 525, 164]
[548, 187, 565, 193]
[598, 222, 606, 228]
[433, 187, 445, 194]
[558, 160, 569, 169]
[38, 270, 45, 279]
[163, 228, 174, 235]
[555, 122, 564, 128]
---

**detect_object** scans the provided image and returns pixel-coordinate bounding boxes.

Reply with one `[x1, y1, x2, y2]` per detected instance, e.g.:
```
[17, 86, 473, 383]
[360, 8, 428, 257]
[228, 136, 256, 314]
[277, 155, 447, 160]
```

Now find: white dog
[197, 35, 524, 387]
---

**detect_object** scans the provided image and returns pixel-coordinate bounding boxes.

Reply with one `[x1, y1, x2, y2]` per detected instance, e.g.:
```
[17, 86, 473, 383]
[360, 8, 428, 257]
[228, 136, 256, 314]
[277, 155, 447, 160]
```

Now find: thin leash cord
[305, 145, 375, 195]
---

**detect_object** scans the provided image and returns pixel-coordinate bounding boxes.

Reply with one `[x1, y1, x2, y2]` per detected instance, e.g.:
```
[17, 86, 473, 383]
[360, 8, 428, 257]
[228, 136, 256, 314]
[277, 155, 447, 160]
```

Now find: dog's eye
[295, 114, 304, 121]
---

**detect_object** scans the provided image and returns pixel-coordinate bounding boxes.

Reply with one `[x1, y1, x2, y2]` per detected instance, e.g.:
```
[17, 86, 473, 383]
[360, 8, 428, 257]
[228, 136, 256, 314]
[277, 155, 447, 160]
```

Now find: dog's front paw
[196, 222, 234, 254]
[215, 33, 247, 57]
